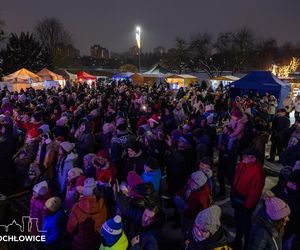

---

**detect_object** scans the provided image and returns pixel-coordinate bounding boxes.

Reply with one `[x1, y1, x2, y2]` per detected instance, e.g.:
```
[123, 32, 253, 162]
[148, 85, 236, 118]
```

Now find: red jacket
[231, 160, 265, 209]
[177, 183, 211, 219]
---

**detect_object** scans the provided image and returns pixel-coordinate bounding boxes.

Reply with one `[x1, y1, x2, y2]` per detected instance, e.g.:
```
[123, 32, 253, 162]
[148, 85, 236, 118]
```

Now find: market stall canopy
[113, 72, 135, 80]
[166, 74, 198, 87]
[210, 75, 239, 81]
[37, 68, 64, 81]
[230, 71, 290, 106]
[2, 68, 41, 83]
[144, 64, 170, 74]
[77, 71, 96, 81]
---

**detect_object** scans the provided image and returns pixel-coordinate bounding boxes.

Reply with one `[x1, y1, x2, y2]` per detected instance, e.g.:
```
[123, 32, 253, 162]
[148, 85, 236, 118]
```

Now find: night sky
[1, 0, 300, 55]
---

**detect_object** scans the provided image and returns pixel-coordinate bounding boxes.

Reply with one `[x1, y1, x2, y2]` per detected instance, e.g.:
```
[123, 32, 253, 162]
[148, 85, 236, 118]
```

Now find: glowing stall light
[270, 57, 300, 78]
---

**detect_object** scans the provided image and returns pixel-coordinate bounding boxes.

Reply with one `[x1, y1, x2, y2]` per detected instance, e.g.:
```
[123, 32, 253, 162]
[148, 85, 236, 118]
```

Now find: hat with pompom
[100, 215, 123, 246]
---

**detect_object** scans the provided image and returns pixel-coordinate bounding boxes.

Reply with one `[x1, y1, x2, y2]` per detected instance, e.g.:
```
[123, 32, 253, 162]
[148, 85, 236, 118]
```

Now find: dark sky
[1, 0, 300, 55]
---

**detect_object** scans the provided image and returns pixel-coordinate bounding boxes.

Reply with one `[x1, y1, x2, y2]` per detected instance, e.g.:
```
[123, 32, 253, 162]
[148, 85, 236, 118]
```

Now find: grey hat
[191, 170, 207, 188]
[194, 205, 222, 235]
[82, 178, 96, 196]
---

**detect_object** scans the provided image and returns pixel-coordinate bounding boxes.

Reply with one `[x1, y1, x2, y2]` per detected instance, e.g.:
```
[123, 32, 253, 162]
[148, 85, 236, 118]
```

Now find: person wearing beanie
[228, 108, 247, 140]
[38, 124, 50, 135]
[64, 168, 83, 212]
[129, 205, 164, 250]
[14, 128, 41, 182]
[110, 116, 130, 175]
[141, 156, 161, 192]
[83, 153, 97, 178]
[199, 115, 216, 155]
[123, 140, 146, 180]
[42, 197, 66, 247]
[166, 129, 197, 208]
[94, 151, 117, 187]
[272, 170, 300, 248]
[230, 148, 265, 249]
[161, 107, 177, 135]
[75, 175, 87, 195]
[34, 132, 58, 180]
[75, 120, 95, 165]
[27, 162, 41, 185]
[30, 180, 50, 235]
[99, 215, 128, 250]
[174, 170, 211, 229]
[198, 157, 214, 195]
[268, 107, 290, 162]
[100, 122, 116, 150]
[185, 205, 231, 250]
[248, 194, 291, 250]
[82, 178, 97, 196]
[67, 177, 108, 250]
[55, 141, 78, 195]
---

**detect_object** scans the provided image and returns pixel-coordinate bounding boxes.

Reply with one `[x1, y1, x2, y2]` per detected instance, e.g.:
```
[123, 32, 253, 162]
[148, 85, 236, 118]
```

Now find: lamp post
[136, 26, 141, 72]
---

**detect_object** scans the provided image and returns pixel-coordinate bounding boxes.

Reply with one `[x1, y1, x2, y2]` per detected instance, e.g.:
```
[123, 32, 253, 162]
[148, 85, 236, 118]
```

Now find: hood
[192, 226, 229, 249]
[65, 152, 78, 162]
[78, 195, 104, 214]
[144, 168, 161, 178]
[252, 208, 278, 238]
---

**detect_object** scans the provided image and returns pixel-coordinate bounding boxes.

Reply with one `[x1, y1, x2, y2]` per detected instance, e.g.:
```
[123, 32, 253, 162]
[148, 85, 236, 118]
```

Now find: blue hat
[101, 215, 123, 246]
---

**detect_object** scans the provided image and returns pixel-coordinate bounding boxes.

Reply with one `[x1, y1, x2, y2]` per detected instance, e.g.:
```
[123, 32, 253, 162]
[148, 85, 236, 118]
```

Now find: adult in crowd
[230, 148, 265, 249]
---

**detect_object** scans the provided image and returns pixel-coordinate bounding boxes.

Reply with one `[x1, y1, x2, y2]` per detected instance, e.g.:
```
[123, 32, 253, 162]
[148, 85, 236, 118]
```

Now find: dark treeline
[0, 16, 300, 76]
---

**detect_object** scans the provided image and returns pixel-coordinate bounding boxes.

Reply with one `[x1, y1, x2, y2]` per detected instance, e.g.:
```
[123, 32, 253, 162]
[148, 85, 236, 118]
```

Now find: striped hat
[101, 215, 123, 246]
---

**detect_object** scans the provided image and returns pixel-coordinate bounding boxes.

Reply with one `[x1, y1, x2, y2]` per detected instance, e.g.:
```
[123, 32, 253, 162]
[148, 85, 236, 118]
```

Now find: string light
[270, 57, 300, 78]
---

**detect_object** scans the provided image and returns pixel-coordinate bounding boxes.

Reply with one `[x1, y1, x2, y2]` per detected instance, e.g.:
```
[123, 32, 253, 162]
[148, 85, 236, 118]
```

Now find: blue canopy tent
[112, 72, 135, 81]
[230, 71, 291, 107]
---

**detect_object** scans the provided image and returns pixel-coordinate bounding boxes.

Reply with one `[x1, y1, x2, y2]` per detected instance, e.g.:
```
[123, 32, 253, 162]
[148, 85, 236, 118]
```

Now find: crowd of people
[0, 80, 299, 250]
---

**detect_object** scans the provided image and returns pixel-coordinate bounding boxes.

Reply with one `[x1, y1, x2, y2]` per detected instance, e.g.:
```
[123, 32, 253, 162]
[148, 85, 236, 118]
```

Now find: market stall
[2, 68, 43, 91]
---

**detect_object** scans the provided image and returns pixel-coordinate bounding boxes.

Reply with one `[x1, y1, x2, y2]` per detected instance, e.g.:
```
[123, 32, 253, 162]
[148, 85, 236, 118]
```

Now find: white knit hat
[265, 197, 291, 221]
[33, 181, 48, 196]
[82, 178, 96, 196]
[194, 205, 222, 235]
[68, 167, 83, 180]
[60, 141, 75, 153]
[191, 170, 207, 188]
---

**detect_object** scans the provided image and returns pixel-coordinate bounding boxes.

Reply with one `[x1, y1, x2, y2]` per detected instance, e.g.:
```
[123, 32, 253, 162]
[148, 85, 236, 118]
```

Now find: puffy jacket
[177, 183, 211, 219]
[248, 208, 282, 250]
[141, 168, 161, 192]
[186, 227, 231, 250]
[67, 195, 108, 250]
[99, 232, 128, 250]
[42, 209, 66, 246]
[231, 160, 265, 209]
[30, 193, 50, 235]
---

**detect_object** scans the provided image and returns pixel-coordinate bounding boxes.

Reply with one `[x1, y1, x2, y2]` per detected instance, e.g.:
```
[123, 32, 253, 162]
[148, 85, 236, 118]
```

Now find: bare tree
[0, 17, 5, 43]
[232, 27, 255, 72]
[35, 17, 72, 53]
[163, 37, 189, 73]
[189, 33, 226, 77]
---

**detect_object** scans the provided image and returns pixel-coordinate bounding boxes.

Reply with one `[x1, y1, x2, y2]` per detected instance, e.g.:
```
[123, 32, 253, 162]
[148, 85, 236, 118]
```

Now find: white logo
[0, 216, 47, 242]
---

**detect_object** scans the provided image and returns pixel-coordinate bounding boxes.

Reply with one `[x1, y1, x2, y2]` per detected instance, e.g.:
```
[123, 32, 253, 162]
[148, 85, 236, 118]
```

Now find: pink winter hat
[127, 171, 143, 188]
[265, 197, 291, 221]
